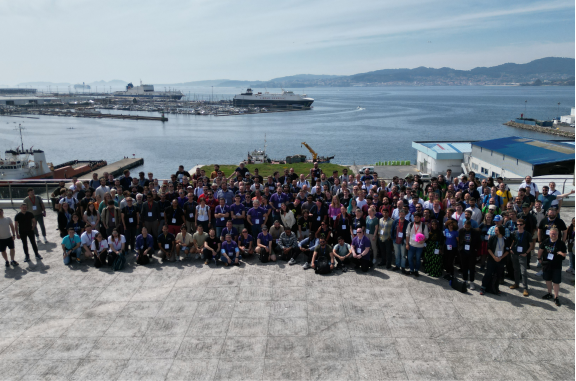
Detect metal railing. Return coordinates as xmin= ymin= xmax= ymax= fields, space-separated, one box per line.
xmin=0 ymin=179 xmax=63 ymax=204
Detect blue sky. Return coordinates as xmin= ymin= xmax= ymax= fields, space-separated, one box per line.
xmin=0 ymin=0 xmax=573 ymax=84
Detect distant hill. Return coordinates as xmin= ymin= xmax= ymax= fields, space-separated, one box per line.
xmin=17 ymin=81 xmax=72 ymax=87
xmin=89 ymin=79 xmax=127 ymax=87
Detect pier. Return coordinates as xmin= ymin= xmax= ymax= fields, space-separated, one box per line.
xmin=503 ymin=121 xmax=575 ymax=138
xmin=78 ymin=157 xmax=144 ymax=180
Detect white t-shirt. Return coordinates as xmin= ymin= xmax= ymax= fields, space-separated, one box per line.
xmin=0 ymin=217 xmax=13 ymax=239
xmin=107 ymin=235 xmax=126 ymax=251
xmin=550 ymin=190 xmax=561 ymax=206
xmin=519 ymin=182 xmax=538 ymax=197
xmin=91 ymin=239 xmax=109 ymax=251
xmin=196 ymin=205 xmax=210 ymax=221
xmin=81 ymin=230 xmax=99 ymax=247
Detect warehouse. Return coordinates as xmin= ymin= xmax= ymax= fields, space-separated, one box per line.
xmin=468 ymin=136 xmax=574 ymax=179
xmin=411 ymin=141 xmax=472 ymax=176
xmin=0 ymin=96 xmax=60 ymax=106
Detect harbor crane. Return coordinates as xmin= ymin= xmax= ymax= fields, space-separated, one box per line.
xmin=301 ymin=142 xmax=335 ymax=163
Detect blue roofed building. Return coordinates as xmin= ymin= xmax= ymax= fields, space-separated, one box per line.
xmin=469 ymin=136 xmax=574 ymax=179
xmin=411 ymin=141 xmax=473 ymax=176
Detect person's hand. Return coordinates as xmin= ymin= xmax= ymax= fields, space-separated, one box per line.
xmin=311 ymin=262 xmax=315 ymax=268
xmin=330 ymin=265 xmax=334 ymax=270
xmin=42 ymin=211 xmax=46 ymax=217
xmin=16 ymin=234 xmax=20 ymax=239
xmin=495 ymin=257 xmax=501 ymax=262
xmin=520 ymin=253 xmax=527 ymax=257
xmin=405 ymin=244 xmax=409 ymax=251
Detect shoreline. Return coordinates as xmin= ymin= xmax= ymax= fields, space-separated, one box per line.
xmin=503 ymin=121 xmax=575 ymax=138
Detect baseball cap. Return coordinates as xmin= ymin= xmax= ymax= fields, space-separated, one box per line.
xmin=521 ymin=202 xmax=530 ymax=208
xmin=493 ymin=215 xmax=502 ymax=222
xmin=488 ymin=205 xmax=496 ymax=210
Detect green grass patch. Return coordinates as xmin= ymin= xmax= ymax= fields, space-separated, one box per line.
xmin=201 ymin=163 xmax=353 ymax=178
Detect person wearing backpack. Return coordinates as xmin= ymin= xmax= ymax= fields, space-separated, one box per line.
xmin=135 ymin=226 xmax=154 ymax=265
xmin=311 ymin=237 xmax=334 ymax=274
xmin=405 ymin=212 xmax=429 ymax=277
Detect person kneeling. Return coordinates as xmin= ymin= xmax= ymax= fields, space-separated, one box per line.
xmin=203 ymin=228 xmax=221 ymax=265
xmin=256 ymin=226 xmax=275 ymax=262
xmin=62 ymin=227 xmax=82 ymax=265
xmin=221 ymin=233 xmax=241 ymax=266
xmin=332 ymin=236 xmax=353 ymax=272
xmin=311 ymin=237 xmax=334 ymax=274
xmin=135 ymin=227 xmax=154 ymax=265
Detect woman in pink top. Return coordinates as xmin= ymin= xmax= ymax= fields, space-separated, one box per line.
xmin=328 ymin=196 xmax=342 ymax=221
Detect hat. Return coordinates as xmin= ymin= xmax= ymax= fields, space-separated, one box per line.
xmin=405 ymin=174 xmax=413 ymax=179
xmin=261 ymin=226 xmax=268 ymax=230
xmin=493 ymin=215 xmax=502 ymax=222
xmin=465 ymin=208 xmax=473 ymax=213
xmin=488 ymin=205 xmax=496 ymax=210
xmin=187 ymin=186 xmax=193 ymax=189
xmin=550 ymin=206 xmax=558 ymax=211
xmin=521 ymin=202 xmax=530 ymax=208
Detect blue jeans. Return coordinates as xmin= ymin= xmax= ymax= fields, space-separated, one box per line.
xmin=393 ymin=242 xmax=406 ymax=268
xmin=216 ymin=227 xmax=224 ymax=238
xmin=251 ymin=225 xmax=262 ymax=242
xmin=63 ymin=248 xmax=81 ymax=265
xmin=569 ymin=251 xmax=575 ymax=270
xmin=221 ymin=254 xmax=242 ymax=264
xmin=407 ymin=245 xmax=424 ymax=272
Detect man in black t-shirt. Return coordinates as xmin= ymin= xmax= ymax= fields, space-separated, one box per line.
xmin=14 ymin=204 xmax=41 ymax=261
xmin=538 ymin=228 xmax=567 ymax=306
xmin=157 ymin=225 xmax=175 ymax=261
xmin=537 ymin=207 xmax=567 ymax=243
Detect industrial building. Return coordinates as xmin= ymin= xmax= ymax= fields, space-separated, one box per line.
xmin=411 ymin=141 xmax=472 ymax=176
xmin=0 ymin=96 xmax=60 ymax=106
xmin=0 ymin=88 xmax=37 ymax=95
xmin=560 ymin=107 xmax=575 ymax=125
xmin=468 ymin=136 xmax=574 ymax=178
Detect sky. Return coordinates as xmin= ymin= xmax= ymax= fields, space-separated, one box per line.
xmin=0 ymin=0 xmax=574 ymax=85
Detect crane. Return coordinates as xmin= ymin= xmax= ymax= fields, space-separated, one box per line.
xmin=301 ymin=142 xmax=318 ymax=162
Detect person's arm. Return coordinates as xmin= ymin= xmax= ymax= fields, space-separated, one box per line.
xmin=14 ymin=221 xmax=20 ymax=239
xmin=9 ymin=222 xmax=15 ymax=239
xmin=310 ymin=251 xmax=318 ymax=267
xmin=556 ymin=189 xmax=575 ymax=200
xmin=32 ymin=217 xmax=37 ymax=233
xmin=121 ymin=212 xmax=127 ymax=231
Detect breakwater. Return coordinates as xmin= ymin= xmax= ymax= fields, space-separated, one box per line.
xmin=503 ymin=121 xmax=575 ymax=138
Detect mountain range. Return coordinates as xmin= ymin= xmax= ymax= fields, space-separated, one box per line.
xmin=15 ymin=57 xmax=575 ymax=88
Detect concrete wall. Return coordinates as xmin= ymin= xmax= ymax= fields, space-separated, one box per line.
xmin=469 ymin=145 xmax=531 ymax=179
xmin=416 ymin=151 xmax=463 ymax=176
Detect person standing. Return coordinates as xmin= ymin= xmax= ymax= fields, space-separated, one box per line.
xmin=14 ymin=204 xmax=42 ymax=262
xmin=405 ymin=212 xmax=429 ymax=276
xmin=480 ymin=226 xmax=509 ymax=295
xmin=121 ymin=197 xmax=139 ymax=253
xmin=509 ymin=219 xmax=533 ymax=296
xmin=23 ymin=188 xmax=47 ymax=243
xmin=458 ymin=220 xmax=480 ymax=290
xmin=538 ymin=228 xmax=567 ymax=306
xmin=423 ymin=219 xmax=444 ymax=277
xmin=351 ymin=228 xmax=372 ymax=272
xmin=0 ymin=209 xmax=17 ymax=267
xmin=376 ymin=209 xmax=394 ymax=268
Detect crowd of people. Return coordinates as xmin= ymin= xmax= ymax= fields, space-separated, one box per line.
xmin=0 ymin=164 xmax=574 ymax=305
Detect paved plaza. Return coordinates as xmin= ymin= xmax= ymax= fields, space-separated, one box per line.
xmin=0 ymin=208 xmax=574 ymax=381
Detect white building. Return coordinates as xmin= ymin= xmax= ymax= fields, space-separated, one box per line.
xmin=560 ymin=107 xmax=575 ymax=124
xmin=411 ymin=141 xmax=472 ymax=176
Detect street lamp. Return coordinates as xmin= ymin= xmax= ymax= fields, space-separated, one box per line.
xmin=558 ymin=102 xmax=561 ymax=118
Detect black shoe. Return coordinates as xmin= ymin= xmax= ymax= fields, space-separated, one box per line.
xmin=342 ymin=266 xmax=348 ymax=273
xmin=554 ymin=297 xmax=561 ymax=306
xmin=392 ymin=266 xmax=400 ymax=272
xmin=401 ymin=268 xmax=409 ymax=275
xmin=5 ymin=261 xmax=9 ymax=268
xmin=35 ymin=254 xmax=43 ymax=260
xmin=378 ymin=262 xmax=386 ymax=267
xmin=23 ymin=256 xmax=30 ymax=263
xmin=542 ymin=293 xmax=553 ymax=300
xmin=10 ymin=260 xmax=19 ymax=266
xmin=413 ymin=271 xmax=420 ymax=277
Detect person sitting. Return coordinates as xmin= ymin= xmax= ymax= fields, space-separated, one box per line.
xmin=310 ymin=236 xmax=334 ymax=273
xmin=61 ymin=227 xmax=81 ymax=265
xmin=203 ymin=228 xmax=221 ymax=265
xmin=238 ymin=229 xmax=254 ymax=256
xmin=256 ymin=225 xmax=275 ymax=262
xmin=91 ymin=232 xmax=109 ymax=266
xmin=297 ymin=236 xmax=320 ymax=269
xmin=332 ymin=236 xmax=353 ymax=272
xmin=175 ymin=224 xmax=194 ymax=260
xmin=107 ymin=228 xmax=126 ymax=264
xmin=276 ymin=226 xmax=298 ymax=263
xmin=221 ymin=233 xmax=241 ymax=266
xmin=157 ymin=224 xmax=176 ymax=262
xmin=80 ymin=224 xmax=98 ymax=260
xmin=135 ymin=226 xmax=154 ymax=265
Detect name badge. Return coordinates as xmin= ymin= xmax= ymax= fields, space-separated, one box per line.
xmin=32 ymin=206 xmax=37 ymax=210
xmin=342 ymin=225 xmax=347 ymax=230
xmin=148 ymin=212 xmax=152 ymax=217
xmin=172 ymin=218 xmax=177 ymax=224
xmin=353 ymin=231 xmax=357 ymax=235
xmin=485 ymin=235 xmax=489 ymax=240
xmin=277 ymin=203 xmax=281 ymax=208
xmin=160 ymin=212 xmax=165 ymax=217
xmin=111 ymin=218 xmax=115 ymax=222
xmin=165 ymin=244 xmax=170 ymax=249
xmin=366 ymin=229 xmax=370 ymax=234
xmin=464 ymin=245 xmax=470 ymax=251
xmin=546 ymin=230 xmax=550 ymax=235
xmin=220 ymin=217 xmax=225 ymax=221
xmin=317 ymin=216 xmax=321 ymax=221
xmin=332 ymin=215 xmax=336 ymax=220
xmin=254 ymin=219 xmax=259 ymax=224
xmin=356 ymin=247 xmax=362 ymax=253
xmin=379 ymin=229 xmax=384 ymax=235
xmin=447 ymin=245 xmax=452 ymax=250
xmin=189 ymin=213 xmax=194 ymax=218
xmin=517 ymin=246 xmax=523 ymax=252
xmin=497 ymin=251 xmax=503 ymax=257
xmin=398 ymin=233 xmax=403 ymax=238
xmin=443 ymin=231 xmax=446 ymax=236
xmin=547 ymin=253 xmax=554 ymax=260
xmin=236 ymin=213 xmax=241 ymax=216
xmin=129 ymin=218 xmax=134 ymax=223
xmin=434 ymin=249 xmax=440 ymax=254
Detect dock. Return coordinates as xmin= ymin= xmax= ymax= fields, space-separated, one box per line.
xmin=503 ymin=121 xmax=575 ymax=138
xmin=78 ymin=157 xmax=144 ymax=180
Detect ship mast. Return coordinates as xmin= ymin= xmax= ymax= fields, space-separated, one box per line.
xmin=18 ymin=124 xmax=24 ymax=152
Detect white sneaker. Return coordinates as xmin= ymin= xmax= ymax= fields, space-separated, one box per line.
xmin=288 ymin=258 xmax=296 ymax=265
xmin=195 ymin=254 xmax=200 ymax=260
xmin=536 ymin=261 xmax=542 ymax=268
xmin=469 ymin=282 xmax=475 ymax=290
xmin=536 ymin=270 xmax=543 ymax=277
xmin=43 ymin=237 xmax=48 ymax=243
xmin=303 ymin=262 xmax=311 ymax=270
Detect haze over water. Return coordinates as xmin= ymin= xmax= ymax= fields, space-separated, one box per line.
xmin=0 ymin=86 xmax=573 ymax=177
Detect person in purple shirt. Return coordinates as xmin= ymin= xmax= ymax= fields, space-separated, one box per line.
xmin=256 ymin=225 xmax=275 ymax=261
xmin=270 ymin=187 xmax=289 ymax=222
xmin=238 ymin=228 xmax=254 ymax=256
xmin=220 ymin=220 xmax=239 ymax=242
xmin=247 ymin=199 xmax=267 ymax=241
xmin=176 ymin=190 xmax=188 ymax=209
xmin=220 ymin=234 xmax=241 ymax=266
xmin=229 ymin=195 xmax=246 ymax=233
xmin=352 ymin=228 xmax=372 ymax=272
xmin=214 ymin=198 xmax=230 ymax=238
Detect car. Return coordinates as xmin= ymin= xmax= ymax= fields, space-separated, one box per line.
xmin=418 ymin=173 xmax=431 ymax=180
xmin=359 ymin=166 xmax=375 ymax=174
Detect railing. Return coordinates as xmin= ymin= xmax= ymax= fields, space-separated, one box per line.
xmin=0 ymin=179 xmax=64 ymax=204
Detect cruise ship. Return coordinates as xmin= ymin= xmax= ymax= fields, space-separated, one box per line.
xmin=113 ymin=82 xmax=184 ymax=100
xmin=233 ymin=88 xmax=314 ymax=108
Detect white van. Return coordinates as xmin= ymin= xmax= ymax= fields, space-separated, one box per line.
xmin=359 ymin=166 xmax=375 ymax=174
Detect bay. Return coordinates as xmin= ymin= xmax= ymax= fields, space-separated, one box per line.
xmin=0 ymin=86 xmax=573 ymax=177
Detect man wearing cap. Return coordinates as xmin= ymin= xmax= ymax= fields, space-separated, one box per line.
xmin=488 ymin=215 xmax=510 ymax=238
xmin=458 ymin=208 xmax=479 ymax=230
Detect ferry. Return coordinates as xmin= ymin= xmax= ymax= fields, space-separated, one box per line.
xmin=233 ymin=88 xmax=314 ymax=108
xmin=113 ymin=82 xmax=184 ymax=100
